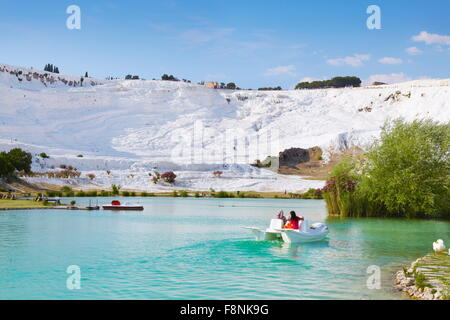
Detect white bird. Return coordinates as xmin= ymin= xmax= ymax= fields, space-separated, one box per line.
xmin=433 ymin=239 xmax=446 ymax=253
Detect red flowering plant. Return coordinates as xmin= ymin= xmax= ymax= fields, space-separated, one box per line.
xmin=322 ymin=174 xmax=357 ymax=194
xmin=161 ymin=171 xmax=177 ymax=183
xmin=213 ymin=171 xmax=223 ymax=178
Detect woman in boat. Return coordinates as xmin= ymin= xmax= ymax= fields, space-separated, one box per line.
xmin=284 ymin=211 xmax=304 ymax=230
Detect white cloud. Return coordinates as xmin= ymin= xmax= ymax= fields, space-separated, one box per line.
xmin=179 ymin=27 xmax=236 ymax=44
xmin=378 ymin=57 xmax=403 ymax=64
xmin=327 ymin=54 xmax=370 ymax=67
xmin=264 ymin=65 xmax=296 ymax=77
xmin=364 ymin=72 xmax=411 ymax=85
xmin=412 ymin=31 xmax=450 ymax=46
xmin=405 ymin=46 xmax=423 ymax=56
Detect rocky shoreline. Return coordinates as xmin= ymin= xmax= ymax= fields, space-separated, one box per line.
xmin=395 ymin=254 xmax=450 ymax=300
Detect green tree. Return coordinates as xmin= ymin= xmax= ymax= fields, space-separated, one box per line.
xmin=0 ymin=153 xmax=14 ymax=178
xmin=6 ymin=148 xmax=32 ymax=173
xmin=226 ymin=82 xmax=236 ymax=90
xmin=359 ymin=119 xmax=450 ymax=218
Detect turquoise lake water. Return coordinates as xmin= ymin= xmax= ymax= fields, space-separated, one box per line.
xmin=1 ymin=197 xmax=449 ymax=300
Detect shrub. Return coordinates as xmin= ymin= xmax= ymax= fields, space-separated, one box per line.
xmin=86 ymin=173 xmax=96 ymax=180
xmin=76 ymin=191 xmax=86 ymax=197
xmin=70 ymin=200 xmax=76 ymax=206
xmin=216 ymin=191 xmax=235 ymax=198
xmin=2 ymin=148 xmax=32 ymax=173
xmin=46 ymin=191 xmax=57 ymax=197
xmin=65 ymin=191 xmax=75 ymax=197
xmin=194 ymin=192 xmax=200 ymax=198
xmin=161 ymin=171 xmax=177 ymax=183
xmin=323 ymin=119 xmax=450 ymax=218
xmin=100 ymin=190 xmax=110 ymax=197
xmin=172 ymin=190 xmax=178 ymax=197
xmin=357 ymin=119 xmax=450 ymax=218
xmin=86 ymin=191 xmax=97 ymax=197
xmin=60 ymin=164 xmax=67 ymax=169
xmin=295 ymin=76 xmax=361 ymax=90
xmin=122 ymin=191 xmax=130 ymax=197
xmin=179 ymin=190 xmax=188 ymax=197
xmin=213 ymin=171 xmax=223 ymax=177
xmin=60 ymin=186 xmax=73 ymax=192
xmin=111 ymin=184 xmax=121 ymax=195
xmin=38 ymin=152 xmax=50 ymax=159
xmin=77 ymin=154 xmax=83 ymax=158
xmin=0 ymin=153 xmax=15 ymax=178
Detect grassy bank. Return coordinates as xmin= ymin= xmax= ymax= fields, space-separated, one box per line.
xmin=39 ymin=188 xmax=324 ymax=200
xmin=396 ymin=254 xmax=450 ymax=300
xmin=0 ymin=199 xmax=57 ymax=210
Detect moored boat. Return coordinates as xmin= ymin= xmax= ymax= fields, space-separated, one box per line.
xmin=102 ymin=200 xmax=144 ymax=211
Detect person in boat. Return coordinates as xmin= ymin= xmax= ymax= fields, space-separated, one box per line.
xmin=284 ymin=211 xmax=304 ymax=230
xmin=276 ymin=210 xmax=287 ymax=225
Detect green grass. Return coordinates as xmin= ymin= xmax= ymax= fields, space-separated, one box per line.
xmin=0 ymin=199 xmax=57 ymax=209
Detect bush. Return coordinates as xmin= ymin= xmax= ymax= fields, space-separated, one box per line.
xmin=0 ymin=153 xmax=15 ymax=178
xmin=295 ymin=76 xmax=361 ymax=90
xmin=60 ymin=186 xmax=73 ymax=192
xmin=111 ymin=184 xmax=121 ymax=195
xmin=65 ymin=191 xmax=75 ymax=197
xmin=161 ymin=171 xmax=177 ymax=183
xmin=226 ymin=82 xmax=236 ymax=90
xmin=86 ymin=173 xmax=96 ymax=180
xmin=122 ymin=191 xmax=130 ymax=197
xmin=7 ymin=148 xmax=32 ymax=172
xmin=179 ymin=190 xmax=188 ymax=197
xmin=76 ymin=191 xmax=86 ymax=197
xmin=358 ymin=119 xmax=450 ymax=218
xmin=172 ymin=190 xmax=178 ymax=197
xmin=39 ymin=152 xmax=50 ymax=159
xmin=194 ymin=192 xmax=200 ymax=198
xmin=213 ymin=171 xmax=223 ymax=177
xmin=323 ymin=119 xmax=450 ymax=218
xmin=216 ymin=191 xmax=235 ymax=198
xmin=70 ymin=200 xmax=76 ymax=206
xmin=0 ymin=148 xmax=32 ymax=175
xmin=100 ymin=190 xmax=110 ymax=197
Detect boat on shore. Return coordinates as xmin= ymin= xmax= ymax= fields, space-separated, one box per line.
xmin=102 ymin=200 xmax=144 ymax=211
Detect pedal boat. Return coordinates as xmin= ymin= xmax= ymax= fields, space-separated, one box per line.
xmin=245 ymin=219 xmax=329 ymax=243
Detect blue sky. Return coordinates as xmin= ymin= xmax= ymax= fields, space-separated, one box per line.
xmin=0 ymin=0 xmax=449 ymax=88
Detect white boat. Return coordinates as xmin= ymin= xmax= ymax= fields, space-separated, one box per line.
xmin=243 ymin=219 xmax=284 ymax=241
xmin=244 ymin=218 xmax=329 ymax=244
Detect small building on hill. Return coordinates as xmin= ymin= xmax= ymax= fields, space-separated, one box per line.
xmin=204 ymin=81 xmax=219 ymax=89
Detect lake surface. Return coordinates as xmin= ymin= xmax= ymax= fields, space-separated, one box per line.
xmin=1 ymin=197 xmax=449 ymax=300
